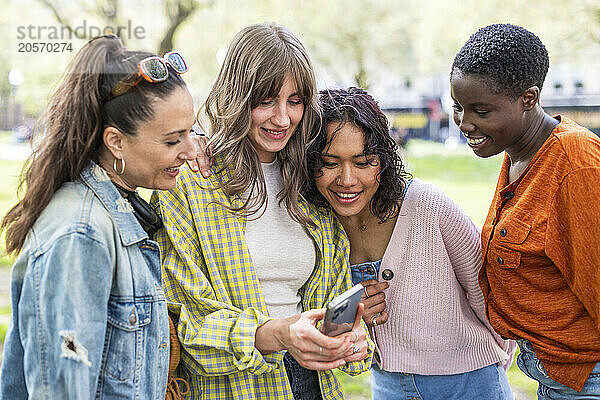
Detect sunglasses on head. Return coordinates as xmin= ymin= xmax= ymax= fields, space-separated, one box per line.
xmin=102 ymin=51 xmax=188 ymax=104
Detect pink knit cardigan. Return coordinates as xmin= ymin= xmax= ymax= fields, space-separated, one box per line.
xmin=373 ymin=179 xmax=514 ymax=374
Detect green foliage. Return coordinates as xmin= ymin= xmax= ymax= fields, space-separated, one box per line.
xmin=7 ymin=0 xmax=600 ymax=116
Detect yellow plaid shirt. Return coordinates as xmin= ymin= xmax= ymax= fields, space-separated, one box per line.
xmin=152 ymin=157 xmax=373 ymax=399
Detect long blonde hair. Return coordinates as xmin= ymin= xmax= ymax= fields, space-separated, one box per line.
xmin=201 ymin=22 xmax=320 ymax=226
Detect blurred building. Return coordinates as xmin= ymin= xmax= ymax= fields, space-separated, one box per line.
xmin=375 ymin=62 xmax=600 ymax=145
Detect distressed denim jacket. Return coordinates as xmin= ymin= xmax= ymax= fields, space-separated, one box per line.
xmin=0 ymin=162 xmax=170 ymax=399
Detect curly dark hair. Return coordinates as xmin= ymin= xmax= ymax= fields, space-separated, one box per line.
xmin=303 ymin=87 xmax=410 ymax=223
xmin=451 ymin=24 xmax=549 ymax=99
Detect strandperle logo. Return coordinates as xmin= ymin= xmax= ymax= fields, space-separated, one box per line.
xmin=16 ymin=20 xmax=146 ymax=40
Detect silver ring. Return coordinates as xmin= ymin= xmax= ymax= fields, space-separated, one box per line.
xmin=372 ymin=315 xmax=378 ymax=327
xmin=363 ymin=286 xmax=369 ymax=298
xmin=352 ymin=345 xmax=360 ymax=354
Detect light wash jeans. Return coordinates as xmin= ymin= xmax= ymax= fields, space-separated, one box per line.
xmin=371 ymin=363 xmax=513 ymax=400
xmin=517 ymin=339 xmax=600 ymax=399
xmin=351 ymin=259 xmax=513 ymax=400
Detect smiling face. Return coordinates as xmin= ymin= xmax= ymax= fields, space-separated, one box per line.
xmin=248 ymin=74 xmax=304 ymax=162
xmin=117 ymin=86 xmax=196 ymax=190
xmin=315 ymin=122 xmax=381 ymax=218
xmin=450 ymin=70 xmax=527 ymax=158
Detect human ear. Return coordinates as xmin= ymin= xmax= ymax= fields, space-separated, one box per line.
xmin=521 ymin=86 xmax=540 ymax=111
xmin=103 ymin=126 xmax=124 ymax=159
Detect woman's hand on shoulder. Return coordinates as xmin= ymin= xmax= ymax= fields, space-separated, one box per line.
xmin=360 ymin=279 xmax=389 ymax=328
xmin=187 ymin=134 xmax=214 ymax=178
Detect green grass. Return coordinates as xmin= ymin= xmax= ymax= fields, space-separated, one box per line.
xmin=508 ymin=348 xmax=538 ymax=399
xmin=0 ymin=324 xmax=7 ymax=345
xmin=403 ymin=139 xmax=504 ymax=228
xmin=0 ymin=139 xmax=538 ymax=398
xmin=0 ymin=157 xmax=23 ymax=268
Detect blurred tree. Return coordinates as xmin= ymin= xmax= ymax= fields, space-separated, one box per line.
xmin=294 ymin=0 xmax=416 ymax=90
xmin=588 ymin=1 xmax=600 ymax=43
xmin=38 ymin=0 xmax=214 ymax=52
xmin=159 ymin=0 xmax=212 ymax=54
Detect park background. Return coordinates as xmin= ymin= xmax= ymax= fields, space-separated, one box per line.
xmin=1 ymin=0 xmax=600 ymax=399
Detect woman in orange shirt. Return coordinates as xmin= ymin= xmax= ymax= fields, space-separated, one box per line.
xmin=451 ymin=23 xmax=600 ymax=398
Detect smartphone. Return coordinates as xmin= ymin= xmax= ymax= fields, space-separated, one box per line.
xmin=321 ymin=284 xmax=364 ymax=337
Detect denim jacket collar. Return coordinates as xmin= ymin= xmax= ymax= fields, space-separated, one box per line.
xmin=79 ymin=161 xmax=148 ymax=246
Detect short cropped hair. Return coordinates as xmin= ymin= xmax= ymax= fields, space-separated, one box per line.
xmin=451 ymin=23 xmax=549 ymax=98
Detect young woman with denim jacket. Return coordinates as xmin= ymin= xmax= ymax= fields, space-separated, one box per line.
xmin=0 ymin=35 xmax=197 ymax=399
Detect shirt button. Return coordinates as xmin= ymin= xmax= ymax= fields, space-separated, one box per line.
xmin=381 ymin=269 xmax=394 ymax=281
xmin=366 ymin=267 xmax=375 ymax=275
xmin=499 ymin=228 xmax=507 ymax=237
xmin=129 ymin=311 xmax=137 ymax=325
xmin=504 ymin=191 xmax=514 ymax=199
xmin=497 ymin=256 xmax=504 ymax=265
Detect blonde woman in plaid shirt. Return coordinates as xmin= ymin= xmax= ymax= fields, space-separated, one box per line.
xmin=153 ymin=23 xmax=373 ymax=399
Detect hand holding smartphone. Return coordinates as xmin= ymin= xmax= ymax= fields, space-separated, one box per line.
xmin=321 ymin=284 xmax=364 ymax=337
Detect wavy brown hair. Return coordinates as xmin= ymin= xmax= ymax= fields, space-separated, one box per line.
xmin=304 ymin=87 xmax=410 ymax=222
xmin=2 ymin=35 xmax=186 ymax=254
xmin=201 ymin=23 xmax=320 ymax=226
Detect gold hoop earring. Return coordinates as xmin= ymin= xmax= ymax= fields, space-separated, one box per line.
xmin=113 ymin=157 xmax=125 ymax=175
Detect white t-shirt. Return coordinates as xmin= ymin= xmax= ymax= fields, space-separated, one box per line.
xmin=244 ymin=158 xmax=316 ymax=319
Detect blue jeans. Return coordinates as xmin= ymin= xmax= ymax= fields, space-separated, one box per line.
xmin=371 ymin=363 xmax=513 ymax=400
xmin=517 ymin=339 xmax=600 ymax=399
xmin=350 ymin=260 xmax=381 ymax=285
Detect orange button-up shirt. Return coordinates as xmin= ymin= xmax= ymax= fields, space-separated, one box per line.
xmin=480 ymin=116 xmax=600 ymax=391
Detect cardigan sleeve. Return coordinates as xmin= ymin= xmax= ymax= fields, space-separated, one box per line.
xmin=435 ymin=185 xmax=511 ymax=353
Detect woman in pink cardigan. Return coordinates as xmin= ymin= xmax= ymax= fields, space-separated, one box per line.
xmin=303 ymin=87 xmax=515 ymax=400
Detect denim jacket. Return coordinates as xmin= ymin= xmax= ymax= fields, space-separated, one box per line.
xmin=0 ymin=162 xmax=170 ymax=399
